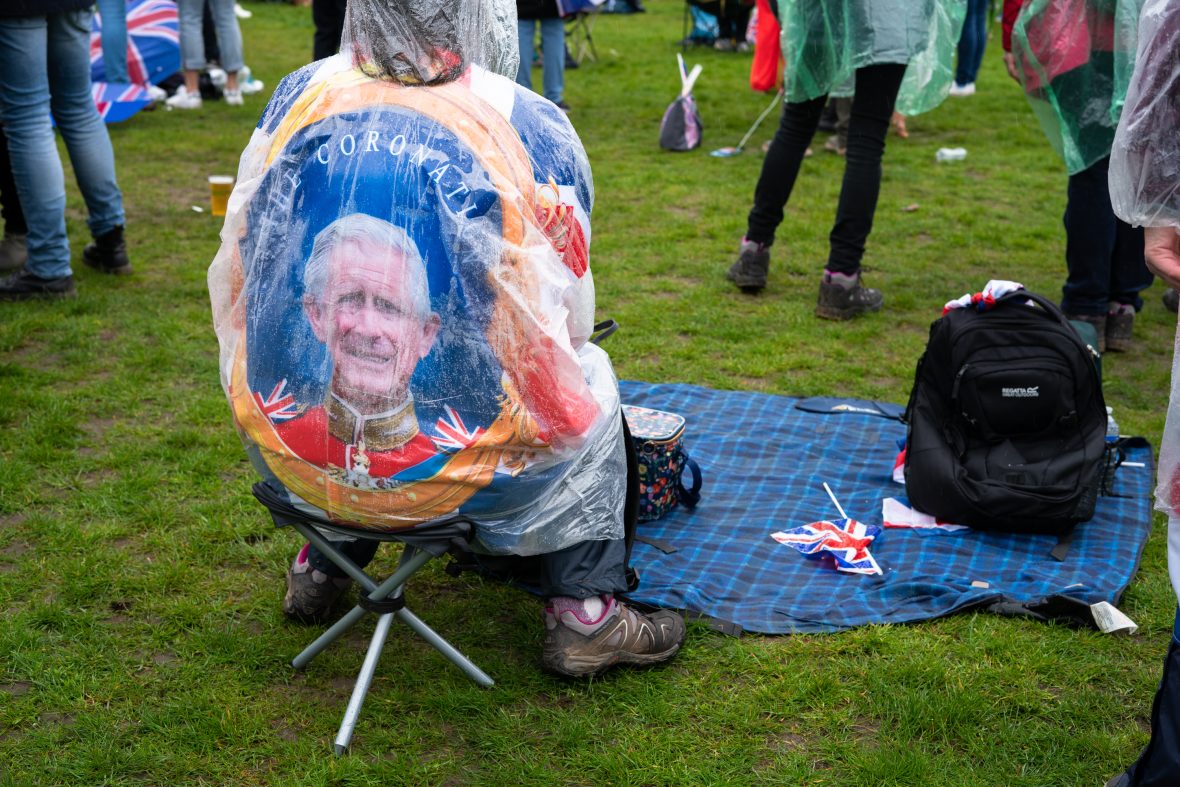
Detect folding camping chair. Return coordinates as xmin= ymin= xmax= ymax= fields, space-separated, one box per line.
xmin=563 ymin=0 xmax=604 ymax=64
xmin=252 ymin=482 xmax=494 ymax=755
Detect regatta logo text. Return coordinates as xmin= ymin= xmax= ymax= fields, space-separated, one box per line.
xmin=1001 ymin=386 xmax=1040 ymax=398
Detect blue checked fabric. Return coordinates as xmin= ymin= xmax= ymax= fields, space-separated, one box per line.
xmin=619 ymin=381 xmax=1155 ymax=634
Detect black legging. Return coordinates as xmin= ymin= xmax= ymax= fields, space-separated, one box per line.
xmin=746 ymin=62 xmax=907 ymax=275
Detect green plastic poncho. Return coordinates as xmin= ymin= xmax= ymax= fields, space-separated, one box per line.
xmin=777 ymin=0 xmax=967 ymax=116
xmin=1012 ymin=0 xmax=1143 ymax=175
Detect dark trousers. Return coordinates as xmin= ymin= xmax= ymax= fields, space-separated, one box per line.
xmin=307 ymin=536 xmax=630 ymax=599
xmin=312 ymin=0 xmax=347 ymax=61
xmin=1122 ymin=608 xmax=1180 ymax=786
xmin=1062 ymin=156 xmax=1152 ymax=315
xmin=746 ymin=63 xmax=907 ymax=274
xmin=0 ymin=124 xmax=27 ymax=236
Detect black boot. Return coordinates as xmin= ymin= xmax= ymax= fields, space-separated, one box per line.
xmin=82 ymin=225 xmax=131 ymax=275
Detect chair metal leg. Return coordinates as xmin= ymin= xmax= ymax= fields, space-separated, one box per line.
xmin=291 ymin=547 xmax=433 ymax=669
xmin=395 ymin=607 xmax=494 ymax=687
xmin=333 ymin=611 xmax=395 ymax=756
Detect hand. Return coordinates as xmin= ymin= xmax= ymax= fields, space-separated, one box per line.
xmin=1004 ymin=52 xmax=1020 ymax=83
xmin=1144 ymin=226 xmax=1180 ymax=290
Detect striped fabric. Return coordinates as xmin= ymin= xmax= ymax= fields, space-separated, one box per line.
xmin=619 ymin=381 xmax=1154 ymax=634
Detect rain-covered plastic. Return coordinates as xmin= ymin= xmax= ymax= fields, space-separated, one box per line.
xmin=1109 ymin=0 xmax=1180 ymax=231
xmin=777 ymin=0 xmax=966 ymax=116
xmin=1011 ymin=0 xmax=1142 ymax=175
xmin=1108 ymin=0 xmax=1180 ymax=536
xmin=207 ymin=0 xmax=627 ymax=556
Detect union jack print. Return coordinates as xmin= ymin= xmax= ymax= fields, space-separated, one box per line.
xmin=90 ymin=82 xmax=153 ymax=124
xmin=431 ymin=406 xmax=486 ymax=451
xmin=772 ymin=518 xmax=883 ymax=575
xmin=90 ymin=0 xmax=180 ymax=86
xmin=255 ymin=380 xmax=301 ymax=422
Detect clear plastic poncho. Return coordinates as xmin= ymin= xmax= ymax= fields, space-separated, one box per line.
xmin=1012 ymin=0 xmax=1143 ymax=175
xmin=207 ymin=0 xmax=626 ymax=556
xmin=1109 ymin=0 xmax=1180 ymax=552
xmin=777 ymin=0 xmax=966 ymax=116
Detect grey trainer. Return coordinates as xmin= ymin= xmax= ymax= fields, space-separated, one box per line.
xmin=1164 ymin=288 xmax=1178 ymax=314
xmin=0 ymin=232 xmax=27 ymax=273
xmin=727 ymin=238 xmax=770 ymax=293
xmin=1067 ymin=312 xmax=1107 ymax=353
xmin=1105 ymin=307 xmax=1134 ymax=353
xmin=542 ymin=597 xmax=686 ymax=678
xmin=282 ymin=545 xmax=352 ymax=623
xmin=815 ymin=273 xmax=883 ymax=320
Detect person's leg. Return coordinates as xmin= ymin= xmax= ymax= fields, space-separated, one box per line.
xmin=178 ymin=0 xmax=207 ymax=75
xmin=745 ymin=96 xmax=827 ymax=245
xmin=539 ymin=537 xmax=685 ymax=678
xmin=827 ymin=62 xmax=907 ymax=274
xmin=0 ymin=15 xmax=73 ymax=287
xmin=202 ymin=0 xmax=221 ymax=66
xmin=0 ymin=124 xmax=27 ymax=237
xmin=1062 ymin=158 xmax=1117 ymax=319
xmin=539 ymin=17 xmax=565 ymax=105
xmin=47 ymin=10 xmax=125 ymax=239
xmin=208 ymin=0 xmax=243 ymax=94
xmin=1114 ymin=607 xmax=1180 ymax=786
xmin=954 ymin=0 xmax=988 ymax=87
xmin=515 ymin=19 xmax=536 ymax=92
xmin=1105 ymin=212 xmax=1151 ymax=352
xmin=312 ymin=0 xmax=346 ymax=60
xmin=95 ymin=0 xmax=129 ymax=84
xmin=727 ymin=94 xmax=825 ymax=292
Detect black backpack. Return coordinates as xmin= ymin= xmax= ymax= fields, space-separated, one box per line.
xmin=903 ymin=290 xmax=1107 ymax=534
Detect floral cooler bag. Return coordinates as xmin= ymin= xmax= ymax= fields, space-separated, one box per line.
xmin=623 ymin=404 xmax=702 ymax=522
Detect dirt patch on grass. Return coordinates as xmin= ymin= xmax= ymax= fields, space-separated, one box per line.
xmin=269 ymin=719 xmax=298 ymax=742
xmin=851 ymin=716 xmax=880 ymax=748
xmin=0 ymin=513 xmax=27 ymax=530
xmin=1 ymin=681 xmax=31 ymax=697
xmin=39 ymin=712 xmax=75 ymax=727
xmin=79 ymin=468 xmax=117 ymax=488
xmin=1 ymin=540 xmax=30 ymax=558
xmin=79 ymin=417 xmax=120 ymax=443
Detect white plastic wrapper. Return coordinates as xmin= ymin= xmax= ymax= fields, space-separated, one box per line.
xmin=1109 ymin=0 xmax=1180 ymax=231
xmin=208 ymin=0 xmax=626 ymax=555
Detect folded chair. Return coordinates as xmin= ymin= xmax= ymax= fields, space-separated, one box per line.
xmin=252 ymin=482 xmax=494 ymax=755
xmin=565 ymin=9 xmax=601 ymax=64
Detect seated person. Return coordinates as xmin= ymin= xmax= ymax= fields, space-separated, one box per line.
xmin=206 ymin=0 xmax=684 ymax=678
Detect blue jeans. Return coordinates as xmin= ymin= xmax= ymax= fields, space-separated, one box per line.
xmin=178 ymin=0 xmax=243 ymax=73
xmin=954 ymin=0 xmax=989 ymax=86
xmin=1119 ymin=608 xmax=1180 ymax=785
xmin=515 ymin=18 xmax=565 ymax=104
xmin=0 ymin=11 xmax=125 ymax=279
xmin=1062 ymin=157 xmax=1152 ymax=315
xmin=96 ymin=0 xmax=129 ymax=84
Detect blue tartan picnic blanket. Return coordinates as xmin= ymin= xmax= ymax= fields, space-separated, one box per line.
xmin=618 ymin=381 xmax=1155 ymax=635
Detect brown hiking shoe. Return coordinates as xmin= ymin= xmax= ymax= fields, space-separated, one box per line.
xmin=282 ymin=543 xmax=352 ymax=623
xmin=726 ymin=238 xmax=770 ymax=293
xmin=1105 ymin=305 xmax=1134 ymax=353
xmin=815 ymin=271 xmax=883 ymax=320
xmin=542 ymin=596 xmax=686 ymax=678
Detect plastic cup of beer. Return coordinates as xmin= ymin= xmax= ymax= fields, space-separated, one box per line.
xmin=209 ymin=176 xmax=234 ymax=216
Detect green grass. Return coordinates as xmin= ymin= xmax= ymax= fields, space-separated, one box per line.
xmin=1 ymin=1 xmax=1175 ymax=783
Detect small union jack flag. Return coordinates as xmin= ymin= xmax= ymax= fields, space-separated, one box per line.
xmin=772 ymin=518 xmax=883 ymax=575
xmin=430 ymin=406 xmax=486 ymax=451
xmin=255 ymin=380 xmax=301 ymax=422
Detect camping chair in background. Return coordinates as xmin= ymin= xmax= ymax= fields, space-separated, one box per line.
xmin=252 ymin=482 xmax=493 ymax=755
xmin=561 ymin=0 xmax=606 ymax=64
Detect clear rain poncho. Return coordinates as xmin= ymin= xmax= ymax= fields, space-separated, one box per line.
xmin=207 ymin=0 xmax=626 ymax=555
xmin=1109 ymin=0 xmax=1180 ymax=545
xmin=1012 ymin=0 xmax=1143 ymax=175
xmin=777 ymin=0 xmax=966 ymax=116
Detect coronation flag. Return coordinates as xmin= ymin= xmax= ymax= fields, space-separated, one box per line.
xmin=90 ymin=0 xmax=180 ymax=86
xmin=772 ymin=519 xmax=883 ymax=575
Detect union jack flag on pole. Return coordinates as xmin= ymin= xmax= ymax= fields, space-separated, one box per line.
xmin=772 ymin=519 xmax=884 ymax=575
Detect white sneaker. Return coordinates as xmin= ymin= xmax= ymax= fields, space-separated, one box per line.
xmin=224 ymin=88 xmax=243 ymax=106
xmin=207 ymin=67 xmax=227 ymax=88
xmin=238 ymin=66 xmax=264 ymax=95
xmin=165 ymin=86 xmax=202 ymax=110
xmin=234 ymin=3 xmax=252 ymax=18
xmin=949 ymin=82 xmax=976 ymax=97
xmin=144 ymin=84 xmax=167 ymax=102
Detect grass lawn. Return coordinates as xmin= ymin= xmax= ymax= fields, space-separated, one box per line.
xmin=1 ymin=1 xmax=1176 ymax=783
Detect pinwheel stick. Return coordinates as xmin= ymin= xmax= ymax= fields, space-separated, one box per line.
xmin=823 ymin=482 xmax=849 ymax=520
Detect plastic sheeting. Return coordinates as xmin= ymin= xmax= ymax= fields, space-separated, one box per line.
xmin=1011 ymin=0 xmax=1142 ymax=175
xmin=208 ymin=0 xmax=626 ymax=555
xmin=1109 ymin=0 xmax=1180 ymax=539
xmin=776 ymin=0 xmax=965 ymax=116
xmin=1109 ymin=0 xmax=1180 ymax=231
